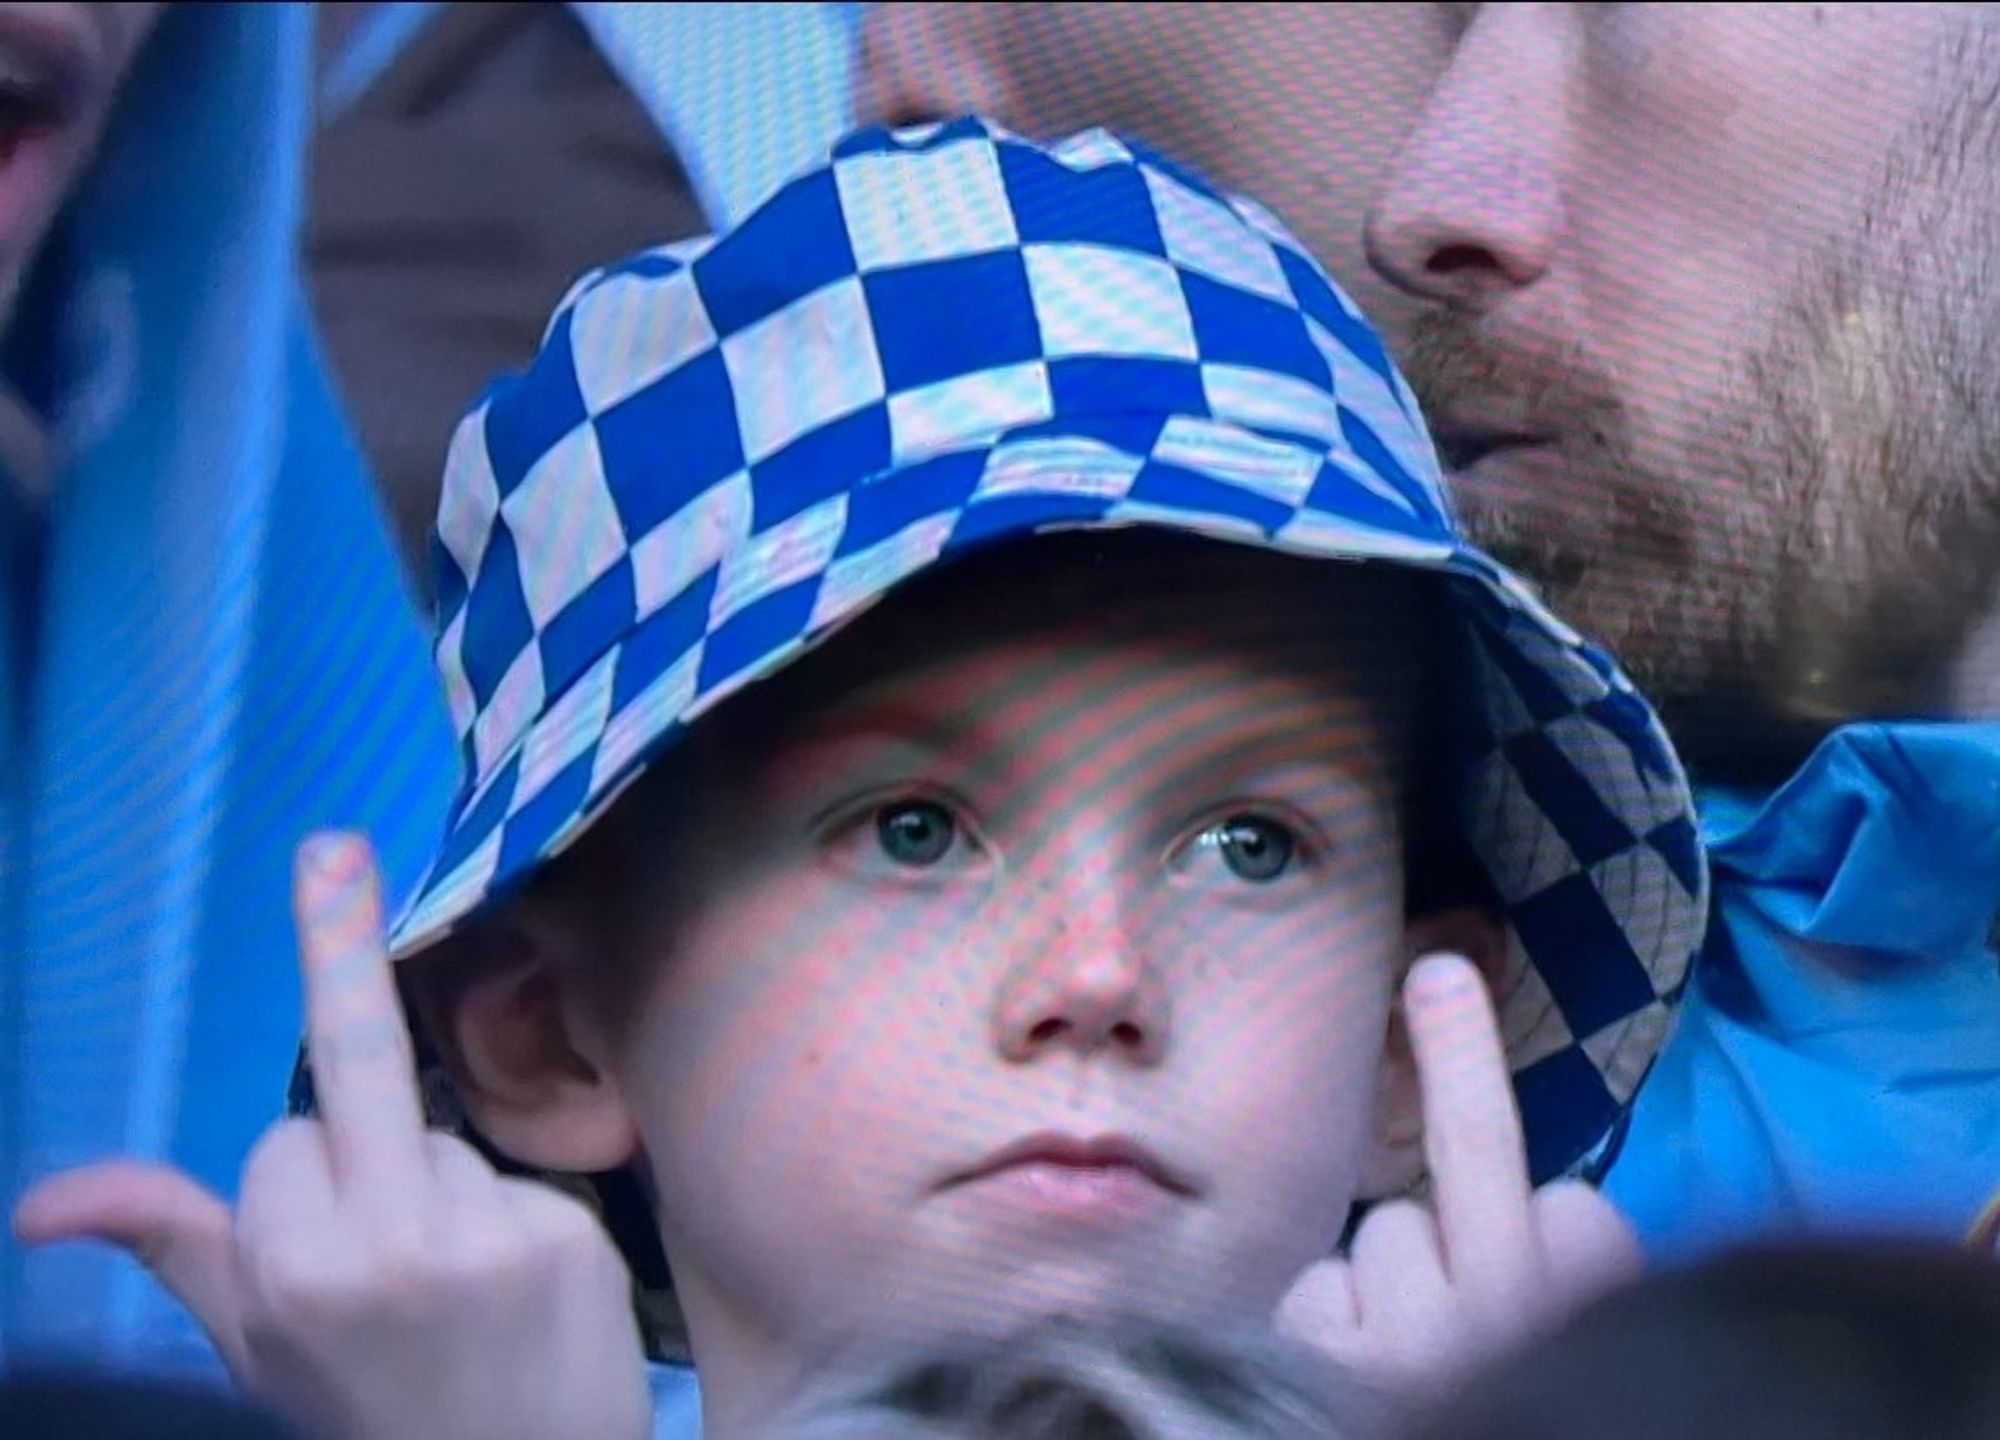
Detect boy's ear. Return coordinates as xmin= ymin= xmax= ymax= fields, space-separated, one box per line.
xmin=408 ymin=906 xmax=641 ymax=1174
xmin=1358 ymin=907 xmax=1509 ymax=1199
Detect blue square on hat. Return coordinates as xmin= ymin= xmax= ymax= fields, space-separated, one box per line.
xmin=611 ymin=566 xmax=718 ymax=714
xmin=1646 ymin=815 xmax=1704 ymax=901
xmin=698 ymin=577 xmax=821 ymax=695
xmin=1302 ymin=462 xmax=1433 ymax=537
xmin=949 ymin=492 xmax=1114 ymax=552
xmin=865 ymin=251 xmax=1041 ymax=394
xmin=753 ymin=402 xmax=893 ymax=531
xmin=1339 ymin=407 xmax=1446 ymax=530
xmin=538 ymin=557 xmax=638 ymax=701
xmin=998 ymin=144 xmax=1166 ymax=252
xmin=1180 ymin=272 xmax=1329 ymax=387
xmin=438 ymin=751 xmax=522 ymax=880
xmin=1512 ymin=871 xmax=1659 ymax=1039
xmin=1124 ymin=460 xmax=1292 ymax=537
xmin=837 ymin=449 xmax=985 ymax=557
xmin=695 ymin=167 xmax=859 ymax=338
xmin=595 ymin=350 xmax=747 ymax=539
xmin=497 ymin=750 xmax=596 ymax=880
xmin=482 ymin=311 xmax=590 ymax=497
xmin=459 ymin=522 xmax=537 ymax=708
xmin=1512 ymin=1045 xmax=1619 ymax=1183
xmin=1048 ymin=356 xmax=1206 ymax=422
xmin=1472 ymin=621 xmax=1581 ymax=728
xmin=1504 ymin=730 xmax=1637 ymax=871
xmin=1277 ymin=247 xmax=1400 ymax=392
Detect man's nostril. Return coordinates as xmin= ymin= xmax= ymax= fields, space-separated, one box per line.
xmin=1027 ymin=1017 xmax=1064 ymax=1046
xmin=1427 ymin=243 xmax=1499 ymax=276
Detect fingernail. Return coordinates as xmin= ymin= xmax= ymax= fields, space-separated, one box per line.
xmin=301 ymin=833 xmax=360 ymax=883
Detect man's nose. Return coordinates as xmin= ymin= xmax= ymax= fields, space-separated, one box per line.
xmin=990 ymin=868 xmax=1168 ymax=1066
xmin=1365 ymin=7 xmax=1571 ymax=309
xmin=855 ymin=2 xmax=1010 ymax=129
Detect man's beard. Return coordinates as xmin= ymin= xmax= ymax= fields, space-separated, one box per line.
xmin=1400 ymin=65 xmax=2000 ymax=784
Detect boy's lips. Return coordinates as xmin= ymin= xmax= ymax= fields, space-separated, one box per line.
xmin=944 ymin=1131 xmax=1198 ymax=1213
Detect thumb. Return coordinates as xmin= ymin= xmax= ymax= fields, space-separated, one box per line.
xmin=15 ymin=1161 xmax=248 ymax=1371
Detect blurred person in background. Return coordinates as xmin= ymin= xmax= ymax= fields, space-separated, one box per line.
xmin=1399 ymin=1241 xmax=2000 ymax=1440
xmin=860 ymin=1 xmax=2000 ymax=1258
xmin=857 ymin=3 xmax=1446 ymax=357
xmin=0 ymin=0 xmax=456 ymax=1374
xmin=1365 ymin=0 xmax=2000 ymax=1257
xmin=309 ymin=1 xmax=858 ymax=598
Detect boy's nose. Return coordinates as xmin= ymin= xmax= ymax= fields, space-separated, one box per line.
xmin=991 ymin=882 xmax=1169 ymax=1066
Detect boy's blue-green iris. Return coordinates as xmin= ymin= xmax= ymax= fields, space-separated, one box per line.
xmin=1209 ymin=817 xmax=1296 ymax=884
xmin=875 ymin=800 xmax=959 ymax=869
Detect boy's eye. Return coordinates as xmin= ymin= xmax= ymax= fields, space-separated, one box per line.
xmin=1196 ymin=815 xmax=1297 ymax=884
xmin=875 ymin=800 xmax=959 ymax=868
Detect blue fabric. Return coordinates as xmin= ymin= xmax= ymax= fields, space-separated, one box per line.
xmin=0 ymin=3 xmax=456 ymax=1369
xmin=1608 ymin=720 xmax=2000 ymax=1258
xmin=570 ymin=2 xmax=861 ymax=228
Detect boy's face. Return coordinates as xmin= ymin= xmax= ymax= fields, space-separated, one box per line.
xmin=460 ymin=540 xmax=1443 ymax=1394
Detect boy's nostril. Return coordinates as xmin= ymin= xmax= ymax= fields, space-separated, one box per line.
xmin=1111 ymin=1022 xmax=1143 ymax=1048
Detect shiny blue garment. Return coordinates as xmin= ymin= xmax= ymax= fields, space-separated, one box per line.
xmin=0 ymin=4 xmax=455 ymax=1370
xmin=1609 ymin=720 xmax=2000 ymax=1258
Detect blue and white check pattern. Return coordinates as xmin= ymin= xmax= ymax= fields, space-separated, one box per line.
xmin=387 ymin=117 xmax=1706 ymax=1187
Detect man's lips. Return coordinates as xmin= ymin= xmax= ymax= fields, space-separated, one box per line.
xmin=946 ymin=1132 xmax=1197 ymax=1197
xmin=1431 ymin=424 xmax=1553 ymax=474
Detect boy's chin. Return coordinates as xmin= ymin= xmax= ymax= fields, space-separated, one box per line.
xmin=854 ymin=1248 xmax=1274 ymax=1349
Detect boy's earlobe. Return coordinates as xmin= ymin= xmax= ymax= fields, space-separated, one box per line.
xmin=1358 ymin=907 xmax=1511 ymax=1199
xmin=411 ymin=914 xmax=641 ymax=1174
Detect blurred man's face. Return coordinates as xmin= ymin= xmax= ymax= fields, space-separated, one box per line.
xmin=857 ymin=3 xmax=1449 ymax=356
xmin=1367 ymin=4 xmax=2000 ymax=774
xmin=0 ymin=3 xmax=163 ymax=328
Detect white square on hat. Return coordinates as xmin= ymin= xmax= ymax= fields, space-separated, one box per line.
xmin=885 ymin=360 xmax=1053 ymax=464
xmin=500 ymin=423 xmax=630 ymax=630
xmin=1144 ymin=167 xmax=1290 ymax=303
xmin=722 ymin=276 xmax=887 ymax=464
xmin=1023 ymin=244 xmax=1198 ymax=361
xmin=471 ymin=642 xmax=547 ymax=781
xmin=629 ymin=470 xmax=755 ymax=620
xmin=836 ymin=136 xmax=1021 ymax=272
xmin=711 ymin=492 xmax=850 ymax=628
xmin=589 ymin=641 xmax=705 ymax=794
xmin=437 ymin=415 xmax=502 ymax=589
xmin=569 ymin=268 xmax=721 ymax=417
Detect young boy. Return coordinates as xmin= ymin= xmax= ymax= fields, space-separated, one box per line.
xmin=18 ymin=120 xmax=1705 ymax=1438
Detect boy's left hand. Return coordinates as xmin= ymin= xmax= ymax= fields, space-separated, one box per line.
xmin=1274 ymin=953 xmax=1641 ymax=1385
xmin=13 ymin=834 xmax=653 ymax=1440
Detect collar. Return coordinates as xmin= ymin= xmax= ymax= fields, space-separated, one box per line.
xmin=1699 ymin=720 xmax=2000 ymax=959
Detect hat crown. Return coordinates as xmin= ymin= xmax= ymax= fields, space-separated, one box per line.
xmin=427 ymin=119 xmax=1451 ymax=766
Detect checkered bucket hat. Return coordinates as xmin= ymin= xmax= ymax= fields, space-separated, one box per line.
xmin=303 ymin=118 xmax=1704 ymax=1214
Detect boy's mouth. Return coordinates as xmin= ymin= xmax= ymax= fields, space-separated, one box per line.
xmin=944 ymin=1132 xmax=1197 ymax=1217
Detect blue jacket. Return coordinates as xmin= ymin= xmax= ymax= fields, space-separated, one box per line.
xmin=1610 ymin=720 xmax=2000 ymax=1257
xmin=0 ymin=4 xmax=456 ymax=1370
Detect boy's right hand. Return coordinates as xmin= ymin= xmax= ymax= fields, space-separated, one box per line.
xmin=13 ymin=834 xmax=653 ymax=1440
xmin=1275 ymin=953 xmax=1642 ymax=1386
